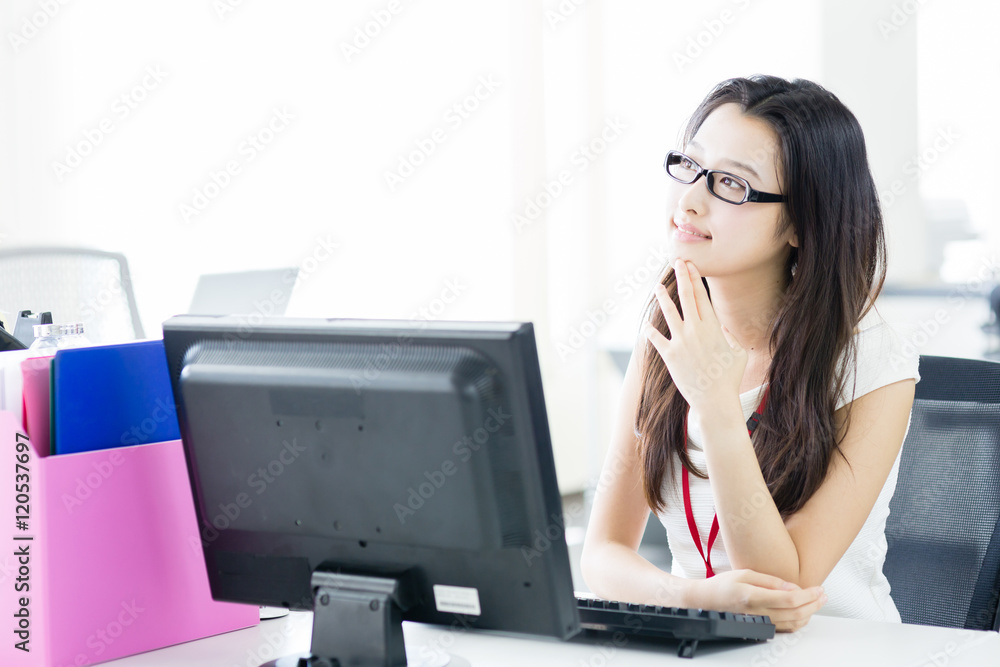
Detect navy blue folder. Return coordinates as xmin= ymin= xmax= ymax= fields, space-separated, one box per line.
xmin=52 ymin=339 xmax=180 ymax=455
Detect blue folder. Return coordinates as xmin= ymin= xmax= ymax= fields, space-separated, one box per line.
xmin=52 ymin=339 xmax=181 ymax=455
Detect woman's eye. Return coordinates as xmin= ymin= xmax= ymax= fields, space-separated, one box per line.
xmin=720 ymin=176 xmax=743 ymax=191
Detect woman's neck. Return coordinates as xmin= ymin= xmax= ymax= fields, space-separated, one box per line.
xmin=703 ymin=265 xmax=789 ymax=357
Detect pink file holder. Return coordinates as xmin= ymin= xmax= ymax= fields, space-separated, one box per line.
xmin=1 ymin=356 xmax=259 ymax=667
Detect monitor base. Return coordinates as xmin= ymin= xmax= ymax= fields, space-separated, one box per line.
xmin=260 ymin=606 xmax=291 ymax=620
xmin=265 ymin=653 xmax=451 ymax=667
xmin=262 ymin=569 xmax=456 ymax=667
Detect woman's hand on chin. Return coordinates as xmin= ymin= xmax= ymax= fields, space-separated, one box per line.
xmin=644 ymin=259 xmax=747 ymax=414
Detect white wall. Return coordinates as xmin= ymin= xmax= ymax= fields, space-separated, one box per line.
xmin=820 ymin=0 xmax=925 ymax=284
xmin=917 ymin=2 xmax=1000 ymax=281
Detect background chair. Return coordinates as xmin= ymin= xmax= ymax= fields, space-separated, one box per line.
xmin=0 ymin=246 xmax=145 ymax=345
xmin=884 ymin=355 xmax=1000 ymax=631
xmin=983 ymin=284 xmax=1000 ymax=358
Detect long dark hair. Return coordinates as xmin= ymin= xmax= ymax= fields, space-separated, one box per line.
xmin=636 ymin=75 xmax=885 ymax=516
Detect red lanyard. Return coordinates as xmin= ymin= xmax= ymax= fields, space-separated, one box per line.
xmin=682 ymin=387 xmax=769 ymax=578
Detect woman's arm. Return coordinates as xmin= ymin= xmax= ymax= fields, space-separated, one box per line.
xmin=580 ymin=336 xmax=691 ymax=606
xmin=581 ymin=335 xmax=827 ymax=630
xmin=697 ymin=378 xmax=916 ymax=587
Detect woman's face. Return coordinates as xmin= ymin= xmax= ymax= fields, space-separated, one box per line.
xmin=666 ymin=103 xmax=797 ymax=278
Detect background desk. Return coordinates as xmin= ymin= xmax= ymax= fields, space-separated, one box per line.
xmin=102 ymin=610 xmax=1000 ymax=666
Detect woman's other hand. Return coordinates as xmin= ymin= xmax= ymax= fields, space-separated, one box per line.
xmin=695 ymin=569 xmax=827 ymax=633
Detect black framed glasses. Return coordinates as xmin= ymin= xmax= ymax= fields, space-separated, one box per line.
xmin=663 ymin=150 xmax=786 ymax=205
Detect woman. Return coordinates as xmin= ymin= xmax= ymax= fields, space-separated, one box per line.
xmin=580 ymin=75 xmax=919 ymax=632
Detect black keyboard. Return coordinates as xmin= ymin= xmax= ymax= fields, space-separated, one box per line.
xmin=573 ymin=596 xmax=775 ymax=658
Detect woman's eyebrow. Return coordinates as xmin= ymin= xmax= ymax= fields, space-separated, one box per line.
xmin=687 ymin=140 xmax=761 ymax=180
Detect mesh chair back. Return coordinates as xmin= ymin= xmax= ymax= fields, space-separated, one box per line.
xmin=0 ymin=247 xmax=144 ymax=345
xmin=884 ymin=355 xmax=1000 ymax=631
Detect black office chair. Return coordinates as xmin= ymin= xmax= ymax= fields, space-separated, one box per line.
xmin=983 ymin=284 xmax=1000 ymax=357
xmin=884 ymin=355 xmax=1000 ymax=631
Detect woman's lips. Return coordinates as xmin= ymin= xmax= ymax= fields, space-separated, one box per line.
xmin=673 ymin=220 xmax=711 ymax=241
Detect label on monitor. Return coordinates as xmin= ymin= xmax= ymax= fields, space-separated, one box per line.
xmin=432 ymin=584 xmax=482 ymax=616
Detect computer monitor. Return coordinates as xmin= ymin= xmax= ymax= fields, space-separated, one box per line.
xmin=162 ymin=315 xmax=580 ymax=666
xmin=187 ymin=268 xmax=298 ymax=317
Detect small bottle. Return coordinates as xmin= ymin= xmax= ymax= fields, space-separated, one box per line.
xmin=28 ymin=323 xmax=62 ymax=356
xmin=58 ymin=323 xmax=91 ymax=348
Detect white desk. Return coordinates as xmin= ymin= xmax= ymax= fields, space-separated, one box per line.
xmin=102 ymin=610 xmax=999 ymax=667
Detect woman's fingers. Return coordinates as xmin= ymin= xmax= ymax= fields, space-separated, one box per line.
xmin=744 ymin=584 xmax=826 ymax=633
xmin=652 ymin=282 xmax=683 ymax=339
xmin=764 ymin=587 xmax=824 ymax=610
xmin=643 ymin=321 xmax=669 ymax=359
xmin=774 ymin=616 xmax=811 ymax=633
xmin=759 ymin=588 xmax=826 ymax=613
xmin=673 ymin=259 xmax=699 ymax=323
xmin=685 ymin=261 xmax=716 ymax=325
xmin=766 ymin=593 xmax=828 ymax=632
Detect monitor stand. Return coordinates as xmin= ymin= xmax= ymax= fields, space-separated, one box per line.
xmin=264 ymin=570 xmax=450 ymax=667
xmin=260 ymin=606 xmax=290 ymax=620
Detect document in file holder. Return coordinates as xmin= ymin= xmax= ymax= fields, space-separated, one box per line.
xmin=52 ymin=340 xmax=180 ymax=455
xmin=21 ymin=355 xmax=53 ymax=457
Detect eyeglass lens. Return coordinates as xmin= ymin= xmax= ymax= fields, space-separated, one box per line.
xmin=665 ymin=152 xmax=749 ymax=204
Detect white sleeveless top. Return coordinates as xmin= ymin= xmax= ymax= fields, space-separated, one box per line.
xmin=655 ymin=310 xmax=920 ymax=622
